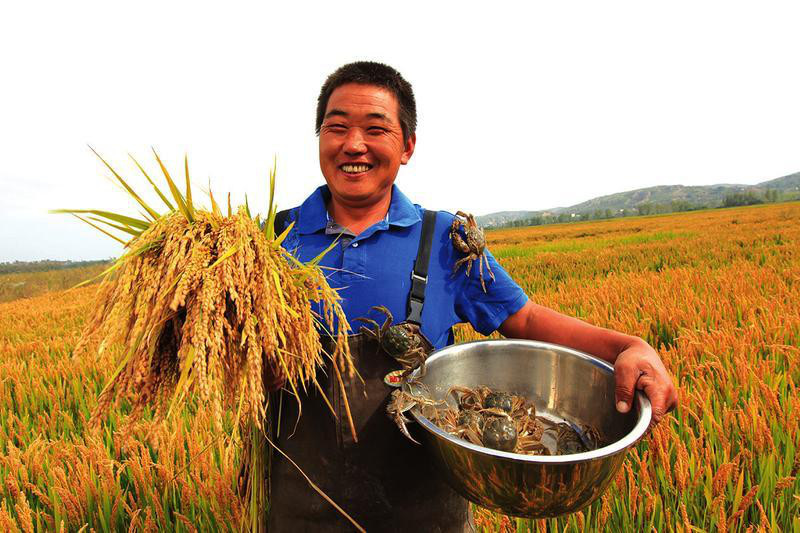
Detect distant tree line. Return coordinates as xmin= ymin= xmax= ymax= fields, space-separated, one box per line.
xmin=0 ymin=259 xmax=110 ymax=275
xmin=722 ymin=189 xmax=785 ymax=207
xmin=489 ymin=188 xmax=798 ymax=230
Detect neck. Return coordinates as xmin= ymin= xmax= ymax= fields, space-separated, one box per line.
xmin=327 ymin=194 xmax=392 ymax=235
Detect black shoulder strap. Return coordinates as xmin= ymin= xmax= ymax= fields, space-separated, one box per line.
xmin=406 ymin=209 xmax=437 ymax=325
xmin=273 ymin=209 xmax=292 ymax=236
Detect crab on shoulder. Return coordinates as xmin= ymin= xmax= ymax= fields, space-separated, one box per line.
xmin=449 ymin=210 xmax=495 ymax=293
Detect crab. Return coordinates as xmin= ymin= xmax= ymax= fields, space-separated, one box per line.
xmin=582 ymin=424 xmax=602 ymax=449
xmin=482 ymin=416 xmax=518 ymax=452
xmin=437 ymin=405 xmax=483 ymax=446
xmin=484 ymin=391 xmax=514 ymax=413
xmin=518 ymin=435 xmax=550 ymax=455
xmin=357 ymin=306 xmax=432 ymax=380
xmin=547 ymin=422 xmax=595 ymax=455
xmin=457 ymin=409 xmax=485 ymax=431
xmin=424 ymin=383 xmax=607 ymax=456
xmin=450 ymin=211 xmax=495 ymax=293
xmin=448 ymin=385 xmax=493 ymax=411
xmin=387 ymin=389 xmax=441 ymax=444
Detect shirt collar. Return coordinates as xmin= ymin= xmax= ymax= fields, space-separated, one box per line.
xmin=296 ymin=184 xmax=421 ymax=235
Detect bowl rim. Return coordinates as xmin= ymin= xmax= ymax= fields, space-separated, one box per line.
xmin=406 ymin=339 xmax=652 ymax=464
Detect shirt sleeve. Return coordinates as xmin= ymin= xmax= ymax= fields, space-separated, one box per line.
xmin=453 ymin=246 xmax=528 ymax=336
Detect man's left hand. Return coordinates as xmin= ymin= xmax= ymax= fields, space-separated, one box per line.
xmin=613 ymin=339 xmax=678 ymax=426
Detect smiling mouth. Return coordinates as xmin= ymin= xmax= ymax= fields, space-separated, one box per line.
xmin=339 ymin=163 xmax=373 ymax=174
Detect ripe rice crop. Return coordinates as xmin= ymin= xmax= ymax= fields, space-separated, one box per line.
xmin=0 ymin=264 xmax=108 ymax=303
xmin=0 ymin=201 xmax=798 ymax=531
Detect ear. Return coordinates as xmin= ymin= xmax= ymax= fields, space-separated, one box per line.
xmin=400 ymin=133 xmax=416 ymax=165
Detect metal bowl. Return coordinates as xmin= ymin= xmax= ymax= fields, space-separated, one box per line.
xmin=404 ymin=339 xmax=651 ymax=518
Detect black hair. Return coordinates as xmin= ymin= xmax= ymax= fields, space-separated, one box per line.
xmin=315 ymin=61 xmax=417 ymax=146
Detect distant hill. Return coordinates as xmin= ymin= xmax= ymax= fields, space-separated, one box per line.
xmin=473 ymin=210 xmax=543 ymax=228
xmin=760 ymin=172 xmax=800 ymax=190
xmin=477 ymin=171 xmax=800 ymax=228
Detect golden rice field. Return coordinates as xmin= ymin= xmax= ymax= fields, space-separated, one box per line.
xmin=1 ymin=202 xmax=798 ymax=532
xmin=0 ymin=264 xmax=107 ymax=304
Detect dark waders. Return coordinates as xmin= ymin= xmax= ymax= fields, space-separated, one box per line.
xmin=268 ymin=210 xmax=471 ymax=532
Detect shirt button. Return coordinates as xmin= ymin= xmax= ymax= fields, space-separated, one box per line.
xmin=352 ymin=242 xmax=359 ymax=247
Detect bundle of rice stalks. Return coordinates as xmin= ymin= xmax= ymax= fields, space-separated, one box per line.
xmin=54 ymin=149 xmax=356 ymax=440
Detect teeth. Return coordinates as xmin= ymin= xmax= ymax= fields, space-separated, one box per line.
xmin=341 ymin=164 xmax=370 ymax=173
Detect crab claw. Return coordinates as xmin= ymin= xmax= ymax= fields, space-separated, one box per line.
xmin=394 ymin=411 xmax=421 ymax=445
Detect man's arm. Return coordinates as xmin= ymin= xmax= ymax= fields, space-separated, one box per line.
xmin=499 ymin=301 xmax=678 ymax=425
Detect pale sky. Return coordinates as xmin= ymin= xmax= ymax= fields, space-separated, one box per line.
xmin=2 ymin=1 xmax=799 ymax=262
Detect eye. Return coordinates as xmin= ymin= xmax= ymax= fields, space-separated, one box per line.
xmin=325 ymin=123 xmax=347 ymax=132
xmin=368 ymin=126 xmax=387 ymax=135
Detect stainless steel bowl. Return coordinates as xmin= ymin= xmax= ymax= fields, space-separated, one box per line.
xmin=404 ymin=339 xmax=650 ymax=518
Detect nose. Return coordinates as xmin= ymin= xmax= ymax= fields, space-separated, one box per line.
xmin=343 ymin=128 xmax=367 ymax=156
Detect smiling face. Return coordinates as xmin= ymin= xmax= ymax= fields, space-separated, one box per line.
xmin=319 ymin=83 xmax=415 ymax=211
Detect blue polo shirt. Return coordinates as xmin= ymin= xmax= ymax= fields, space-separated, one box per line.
xmin=279 ymin=185 xmax=528 ymax=349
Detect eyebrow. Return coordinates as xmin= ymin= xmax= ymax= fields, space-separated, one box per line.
xmin=324 ymin=109 xmax=393 ymax=122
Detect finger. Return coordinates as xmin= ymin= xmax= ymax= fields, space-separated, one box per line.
xmin=665 ymin=387 xmax=679 ymax=413
xmin=639 ymin=376 xmax=669 ymax=425
xmin=648 ymin=393 xmax=667 ymax=426
xmin=614 ymin=362 xmax=640 ymax=414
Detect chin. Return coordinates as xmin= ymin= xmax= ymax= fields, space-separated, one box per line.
xmin=338 ymin=192 xmax=374 ymax=205
xmin=328 ymin=180 xmax=373 ymax=198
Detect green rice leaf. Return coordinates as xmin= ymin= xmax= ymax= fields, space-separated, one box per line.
xmin=152 ymin=148 xmax=193 ymax=223
xmin=89 ymin=146 xmax=161 ymax=221
xmin=184 ymin=154 xmax=196 ymax=220
xmin=208 ymin=180 xmax=221 ymax=216
xmin=272 ymin=270 xmax=295 ymax=317
xmin=127 ymin=238 xmax=163 ymax=257
xmin=71 ymin=235 xmax=163 ymax=290
xmin=50 ymin=209 xmax=150 ymax=230
xmin=70 ymin=259 xmax=124 ymax=289
xmin=167 ymin=345 xmax=198 ymax=420
xmin=129 ymin=153 xmax=175 ymax=211
xmin=208 ymin=244 xmax=240 ymax=269
xmin=86 ymin=216 xmax=141 ymax=237
xmin=72 ymin=215 xmax=128 ymax=245
xmin=273 ymin=221 xmax=295 ymax=247
xmin=265 ymin=157 xmax=277 ymax=240
xmin=309 ymin=234 xmax=341 ymax=266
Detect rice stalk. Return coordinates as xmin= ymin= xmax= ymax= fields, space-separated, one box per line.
xmin=53 ymin=150 xmax=357 ymax=531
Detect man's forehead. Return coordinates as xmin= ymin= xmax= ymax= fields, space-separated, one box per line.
xmin=324 ymin=109 xmax=391 ymax=122
xmin=324 ymin=83 xmax=400 ymax=122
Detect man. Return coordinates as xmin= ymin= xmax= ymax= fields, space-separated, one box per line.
xmin=269 ymin=61 xmax=678 ymax=532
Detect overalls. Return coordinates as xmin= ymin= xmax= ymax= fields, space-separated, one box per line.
xmin=268 ymin=210 xmax=471 ymax=532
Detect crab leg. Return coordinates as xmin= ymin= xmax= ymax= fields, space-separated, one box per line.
xmin=478 ymin=253 xmax=486 ymax=293
xmin=394 ymin=411 xmax=421 ymax=445
xmin=465 ymin=254 xmax=476 ymax=278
